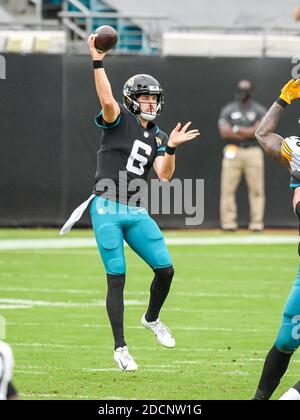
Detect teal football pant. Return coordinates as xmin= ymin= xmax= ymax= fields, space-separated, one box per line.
xmin=90 ymin=196 xmax=172 ymax=275
xmin=275 ymin=263 xmax=300 ymax=352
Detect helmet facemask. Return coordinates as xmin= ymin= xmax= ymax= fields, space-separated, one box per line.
xmin=138 ymin=94 xmax=160 ymax=121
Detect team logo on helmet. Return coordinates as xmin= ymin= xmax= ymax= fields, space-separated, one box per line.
xmin=126 ymin=76 xmax=135 ymax=87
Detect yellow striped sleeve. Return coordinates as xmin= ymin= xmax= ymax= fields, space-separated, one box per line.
xmin=282 ymin=140 xmax=292 ymax=154
xmin=281 ymin=141 xmax=293 ymax=162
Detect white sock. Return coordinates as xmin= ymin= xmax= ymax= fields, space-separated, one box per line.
xmin=279 ymin=388 xmax=300 ymax=400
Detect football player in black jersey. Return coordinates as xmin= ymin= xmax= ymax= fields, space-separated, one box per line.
xmin=87 ymin=34 xmax=200 ymax=371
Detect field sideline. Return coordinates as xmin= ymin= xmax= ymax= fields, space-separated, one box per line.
xmin=0 ymin=228 xmax=300 ymax=400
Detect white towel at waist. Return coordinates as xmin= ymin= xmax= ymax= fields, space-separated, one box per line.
xmin=60 ymin=194 xmax=95 ymax=235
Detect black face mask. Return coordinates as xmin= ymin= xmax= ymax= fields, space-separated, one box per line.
xmin=236 ymin=89 xmax=251 ymax=103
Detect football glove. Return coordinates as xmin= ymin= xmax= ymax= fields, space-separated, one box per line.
xmin=280 ymin=79 xmax=300 ymax=104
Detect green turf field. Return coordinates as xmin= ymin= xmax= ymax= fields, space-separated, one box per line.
xmin=0 ymin=229 xmax=299 ymax=400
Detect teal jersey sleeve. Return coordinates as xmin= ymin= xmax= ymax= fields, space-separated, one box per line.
xmin=155 ymin=130 xmax=169 ymax=157
xmin=290 ymin=174 xmax=300 ymax=190
xmin=95 ymin=108 xmax=121 ymax=130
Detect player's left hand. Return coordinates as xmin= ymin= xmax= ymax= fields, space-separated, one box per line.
xmin=168 ymin=122 xmax=200 ymax=147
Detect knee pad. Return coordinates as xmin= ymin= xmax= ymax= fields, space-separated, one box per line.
xmin=154 ymin=249 xmax=173 ymax=268
xmin=139 ymin=219 xmax=172 ymax=268
xmin=97 ymin=224 xmax=120 ymax=250
xmin=275 ymin=316 xmax=300 ymax=352
xmin=275 ymin=274 xmax=300 ymax=352
xmin=96 ymin=224 xmax=125 ymax=275
xmin=106 ymin=258 xmax=126 ymax=275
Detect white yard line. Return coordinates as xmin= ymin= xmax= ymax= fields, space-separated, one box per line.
xmin=0 ymin=298 xmax=147 ymax=309
xmin=0 ymin=290 xmax=281 ymax=310
xmin=0 ymin=304 xmax=32 ymax=309
xmin=0 ymin=238 xmax=96 ymax=250
xmin=0 ymin=287 xmax=98 ymax=295
xmin=19 ymin=393 xmax=126 ymax=400
xmin=0 ymin=296 xmax=279 ymax=317
xmin=0 ymin=235 xmax=298 ymax=250
xmin=0 ymin=289 xmax=281 ymax=299
xmin=4 ymin=319 xmax=270 ymax=335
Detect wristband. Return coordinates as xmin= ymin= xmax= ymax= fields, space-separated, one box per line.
xmin=276 ymin=97 xmax=288 ymax=108
xmin=232 ymin=125 xmax=240 ymax=134
xmin=93 ymin=60 xmax=104 ymax=69
xmin=165 ymin=145 xmax=176 ymax=155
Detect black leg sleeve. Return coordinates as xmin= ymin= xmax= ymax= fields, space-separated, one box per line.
xmin=106 ymin=274 xmax=126 ymax=350
xmin=145 ymin=265 xmax=174 ymax=322
xmin=253 ymin=345 xmax=293 ymax=400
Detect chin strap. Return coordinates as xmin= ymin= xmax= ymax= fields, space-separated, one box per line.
xmin=140 ymin=112 xmax=157 ymax=121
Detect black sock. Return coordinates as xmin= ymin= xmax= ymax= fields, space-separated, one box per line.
xmin=253 ymin=345 xmax=293 ymax=400
xmin=106 ymin=274 xmax=126 ymax=350
xmin=293 ymin=381 xmax=300 ymax=393
xmin=145 ymin=265 xmax=174 ymax=322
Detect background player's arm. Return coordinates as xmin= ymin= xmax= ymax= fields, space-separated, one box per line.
xmin=219 ymin=120 xmax=260 ymax=140
xmin=153 ymin=122 xmax=200 ymax=181
xmin=255 ymin=102 xmax=289 ymax=168
xmin=256 ymin=79 xmax=300 ymax=168
xmin=88 ymin=35 xmax=120 ymax=123
xmin=218 ymin=121 xmax=245 ymax=140
xmin=237 ymin=121 xmax=261 ymax=138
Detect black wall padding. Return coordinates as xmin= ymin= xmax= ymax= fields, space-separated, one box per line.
xmin=0 ymin=54 xmax=298 ymax=228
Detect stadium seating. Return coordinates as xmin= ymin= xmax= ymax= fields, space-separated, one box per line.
xmin=0 ymin=1 xmax=155 ymax=54
xmin=42 ymin=0 xmax=63 ymax=19
xmin=40 ymin=0 xmax=149 ymax=53
xmin=0 ymin=31 xmax=66 ymax=53
xmin=65 ymin=0 xmax=147 ymax=52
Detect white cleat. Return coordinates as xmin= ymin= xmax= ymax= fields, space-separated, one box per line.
xmin=114 ymin=346 xmax=138 ymax=372
xmin=141 ymin=313 xmax=176 ymax=348
xmin=279 ymin=388 xmax=300 ymax=400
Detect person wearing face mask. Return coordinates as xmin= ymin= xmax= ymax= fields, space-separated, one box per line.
xmin=218 ymin=80 xmax=267 ymax=232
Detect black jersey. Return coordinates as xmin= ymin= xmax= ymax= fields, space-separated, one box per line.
xmin=93 ymin=103 xmax=168 ymax=205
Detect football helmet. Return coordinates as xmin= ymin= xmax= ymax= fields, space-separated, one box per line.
xmin=123 ymin=74 xmax=164 ymax=120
